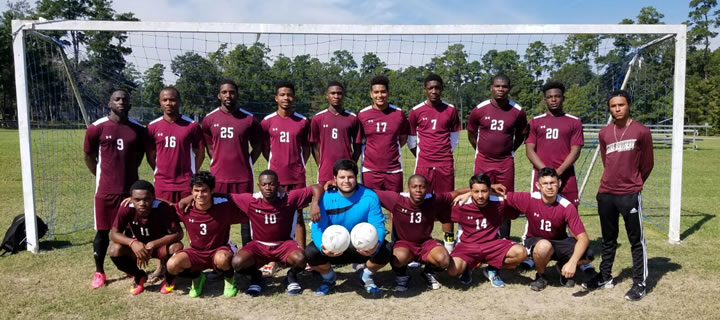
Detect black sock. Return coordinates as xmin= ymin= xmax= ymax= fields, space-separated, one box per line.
xmin=287 ymin=266 xmax=302 ymax=283
xmin=392 ymin=265 xmax=408 ymax=277
xmin=179 ymin=270 xmax=201 ymax=279
xmin=222 ymin=269 xmax=234 ymax=280
xmin=240 ymin=267 xmax=262 ymax=284
xmin=425 ymin=263 xmax=442 ymax=273
xmin=110 ymin=255 xmax=143 ymax=278
xmin=93 ymin=231 xmax=110 ymax=273
xmin=164 ymin=272 xmax=176 ymax=284
xmin=487 ymin=265 xmax=499 ymax=272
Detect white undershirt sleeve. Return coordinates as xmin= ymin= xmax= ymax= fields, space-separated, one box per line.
xmin=407 ymin=135 xmax=417 ymax=149
xmin=450 ymin=131 xmax=460 ymax=152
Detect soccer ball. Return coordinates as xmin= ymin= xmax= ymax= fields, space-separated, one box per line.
xmin=321 ymin=225 xmax=350 ymax=253
xmin=351 ymin=222 xmax=378 ymax=251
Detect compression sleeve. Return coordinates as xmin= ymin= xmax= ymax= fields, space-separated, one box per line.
xmin=450 ymin=131 xmax=460 ymax=152
xmin=407 ymin=135 xmax=417 ymax=149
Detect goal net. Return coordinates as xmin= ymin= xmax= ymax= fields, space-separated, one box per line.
xmin=11 ymin=21 xmax=687 ymax=252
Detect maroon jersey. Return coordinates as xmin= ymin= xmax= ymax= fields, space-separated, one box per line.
xmin=376 ymin=191 xmax=453 ymax=243
xmin=175 ymin=195 xmax=248 ymax=251
xmin=148 ymin=115 xmax=203 ymax=191
xmin=201 ymin=107 xmax=262 ymax=183
xmin=261 ymin=112 xmax=310 ymax=185
xmin=598 ymin=121 xmax=654 ymax=195
xmin=408 ymin=100 xmax=461 ymax=167
xmin=231 ymin=187 xmax=313 ymax=243
xmin=83 ymin=117 xmax=150 ymax=194
xmin=504 ymin=192 xmax=585 ymax=240
xmin=114 ymin=200 xmax=182 ymax=244
xmin=309 ymin=109 xmax=362 ymax=182
xmin=467 ymin=100 xmax=528 ymax=161
xmin=452 ymin=196 xmax=519 ymax=244
xmin=527 ymin=112 xmax=584 ymax=170
xmin=358 ymin=105 xmax=409 ymax=173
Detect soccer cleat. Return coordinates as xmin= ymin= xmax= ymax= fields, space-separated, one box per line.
xmin=90 ymin=272 xmax=106 ymax=289
xmin=624 ymin=283 xmax=647 ymax=301
xmin=364 ymin=282 xmax=383 ymax=294
xmin=529 ymin=273 xmax=548 ymax=291
xmin=422 ymin=272 xmax=441 ymax=290
xmin=130 ymin=275 xmax=147 ymax=295
xmin=408 ymin=261 xmax=422 ymax=268
xmin=245 ymin=279 xmax=264 ymax=297
xmin=581 ymin=273 xmax=614 ymax=290
xmin=160 ymin=277 xmax=176 ymax=294
xmin=315 ymin=272 xmax=337 ymax=296
xmin=483 ymin=267 xmax=505 ymax=288
xmin=304 ymin=263 xmax=312 ymax=272
xmin=394 ymin=275 xmax=410 ymax=292
xmin=223 ymin=277 xmax=238 ymax=297
xmin=556 ymin=264 xmax=575 ymax=288
xmin=286 ymin=277 xmax=302 ymax=296
xmin=459 ymin=268 xmax=473 ymax=285
xmin=188 ymin=273 xmax=206 ymax=298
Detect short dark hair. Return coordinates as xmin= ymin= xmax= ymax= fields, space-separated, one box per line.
xmin=541 ymin=81 xmax=565 ymax=95
xmin=130 ymin=180 xmax=155 ymax=195
xmin=607 ymin=89 xmax=632 ymax=106
xmin=160 ymin=86 xmax=181 ymax=100
xmin=327 ymin=80 xmax=345 ymax=92
xmin=424 ymin=73 xmax=444 ymax=88
xmin=537 ymin=167 xmax=559 ymax=181
xmin=469 ymin=174 xmax=492 ymax=188
xmin=408 ymin=174 xmax=427 ymax=185
xmin=370 ymin=75 xmax=389 ymax=90
xmin=219 ymin=79 xmax=238 ymax=91
xmin=109 ymin=88 xmax=129 ymax=96
xmin=333 ymin=159 xmax=358 ymax=176
xmin=490 ymin=74 xmax=511 ymax=87
xmin=191 ymin=171 xmax=216 ymax=190
xmin=258 ymin=169 xmax=279 ymax=181
xmin=275 ymin=80 xmax=295 ymax=94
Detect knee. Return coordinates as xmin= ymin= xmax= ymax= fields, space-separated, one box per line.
xmin=392 ymin=250 xmax=410 ymax=267
xmin=108 ymin=243 xmax=123 ymax=257
xmin=534 ymin=240 xmax=554 ymax=258
xmin=510 ymin=245 xmax=528 ymax=261
xmin=166 ymin=256 xmax=181 ymax=274
xmin=433 ymin=251 xmax=450 ymax=270
xmin=214 ymin=252 xmax=232 ymax=270
xmin=288 ymin=250 xmax=306 ymax=268
xmin=168 ymin=242 xmax=184 ymax=255
xmin=231 ymin=253 xmax=245 ymax=270
xmin=304 ymin=243 xmax=324 ymax=266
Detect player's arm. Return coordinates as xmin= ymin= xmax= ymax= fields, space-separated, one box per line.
xmin=141 ymin=129 xmax=155 ymax=170
xmin=146 ymin=148 xmax=157 ymax=171
xmin=448 ymin=187 xmax=471 ymax=199
xmin=311 ymin=143 xmax=321 ymax=165
xmin=110 ymin=212 xmax=150 ymax=263
xmin=84 ymin=151 xmax=98 ymax=176
xmin=145 ymin=228 xmax=183 ymax=253
xmin=201 ymin=119 xmax=214 ymax=159
xmin=407 ymin=110 xmax=418 ymax=156
xmin=250 ymin=136 xmax=264 ymax=163
xmin=562 ymin=231 xmax=589 ymax=279
xmin=512 ymin=112 xmax=529 ymax=152
xmin=556 ymin=145 xmax=581 ymax=176
xmin=639 ymin=129 xmax=654 ymax=182
xmin=525 ymin=142 xmax=546 ymax=170
xmin=193 ymin=143 xmax=205 ymax=172
xmin=467 ymin=109 xmax=479 ymax=150
xmin=351 ymin=143 xmax=362 ymax=162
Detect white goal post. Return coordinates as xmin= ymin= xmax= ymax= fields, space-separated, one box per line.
xmin=11 ymin=20 xmax=687 ymax=253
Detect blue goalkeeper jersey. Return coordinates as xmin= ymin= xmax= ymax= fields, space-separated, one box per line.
xmin=311 ymin=185 xmax=385 ymax=253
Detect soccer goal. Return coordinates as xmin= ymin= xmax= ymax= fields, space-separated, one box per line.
xmin=11 ymin=20 xmax=687 ymax=253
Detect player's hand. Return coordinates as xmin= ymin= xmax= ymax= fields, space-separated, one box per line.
xmin=323 ymin=180 xmax=337 ymax=191
xmin=491 ymin=183 xmax=507 ymax=197
xmin=177 ymin=195 xmax=194 ymax=214
xmin=120 ymin=197 xmax=132 ymax=207
xmin=310 ymin=203 xmax=321 ymax=222
xmin=356 ymin=243 xmax=378 ymax=257
xmin=144 ymin=241 xmax=156 ymax=252
xmin=130 ymin=241 xmax=150 ymax=264
xmin=452 ymin=192 xmax=471 ymax=206
xmin=561 ymin=260 xmax=577 ymax=279
xmin=321 ymin=245 xmax=343 ymax=257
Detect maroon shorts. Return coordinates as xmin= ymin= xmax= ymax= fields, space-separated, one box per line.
xmin=473 ymin=156 xmax=515 ymax=192
xmin=414 ymin=166 xmax=454 ymax=193
xmin=155 ymin=189 xmax=191 ymax=204
xmin=94 ymin=193 xmax=128 ymax=231
xmin=362 ymin=171 xmax=404 ymax=192
xmin=241 ymin=240 xmax=303 ymax=267
xmin=531 ymin=169 xmax=579 ymax=207
xmin=214 ymin=181 xmax=253 ymax=194
xmin=178 ymin=245 xmax=232 ymax=273
xmin=393 ymin=239 xmax=442 ymax=263
xmin=451 ymin=239 xmax=516 ymax=269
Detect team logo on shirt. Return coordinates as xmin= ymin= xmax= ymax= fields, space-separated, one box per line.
xmin=606 ymin=139 xmax=637 ymax=154
xmin=533 ymin=212 xmax=540 ymax=218
xmin=323 ymin=124 xmax=329 ymax=128
xmin=157 ymin=132 xmax=164 ymax=137
xmin=272 ymin=128 xmax=279 ymax=132
xmin=105 ymin=135 xmax=112 ymax=139
xmin=189 ymin=218 xmax=195 ymax=223
xmin=368 ymin=119 xmax=374 ymax=123
xmin=540 ymin=125 xmax=546 ymax=129
xmin=484 ymin=116 xmax=491 ymax=120
xmin=213 ymin=123 xmax=219 ymax=127
xmin=421 ymin=117 xmax=427 ymax=121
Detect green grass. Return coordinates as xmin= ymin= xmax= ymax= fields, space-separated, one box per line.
xmin=0 ymin=128 xmax=718 ymax=319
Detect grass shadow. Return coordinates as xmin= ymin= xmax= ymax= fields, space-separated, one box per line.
xmin=613 ymin=256 xmax=681 ymax=293
xmin=38 ymin=240 xmax=73 ymax=251
xmin=680 ymin=210 xmax=715 ymax=240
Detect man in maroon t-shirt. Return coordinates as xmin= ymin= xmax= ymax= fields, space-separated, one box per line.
xmin=83 ymin=89 xmax=153 ymax=289
xmin=310 ymin=81 xmax=363 ymax=185
xmin=375 ymin=175 xmax=468 ymax=292
xmin=109 ymin=180 xmax=183 ymax=295
xmin=147 ymin=87 xmax=204 ymax=203
xmin=407 ymin=73 xmax=462 ymax=253
xmin=230 ymin=170 xmax=323 ymax=297
xmin=201 ymin=80 xmax=263 ymax=246
xmin=501 ymin=167 xmax=593 ymax=292
xmin=467 ymin=74 xmax=528 ymax=240
xmin=583 ymin=90 xmax=653 ymax=302
xmin=358 ymin=75 xmax=409 ymax=192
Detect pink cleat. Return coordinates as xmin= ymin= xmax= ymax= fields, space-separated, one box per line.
xmin=91 ymin=272 xmax=106 ymax=289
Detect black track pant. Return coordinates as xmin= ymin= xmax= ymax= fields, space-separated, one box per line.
xmin=596 ymin=192 xmax=648 ymax=286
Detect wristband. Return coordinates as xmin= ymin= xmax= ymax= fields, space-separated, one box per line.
xmin=129 ymin=239 xmax=137 ymax=248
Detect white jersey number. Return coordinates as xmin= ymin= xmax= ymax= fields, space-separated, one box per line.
xmin=279 ymin=131 xmax=289 ymax=143
xmin=331 ymin=128 xmax=338 ymax=139
xmin=410 ymin=212 xmax=422 ymax=224
xmin=490 ymin=119 xmax=504 ymax=131
xmin=475 ymin=218 xmax=487 ymax=230
xmin=116 ymin=138 xmax=124 ymax=150
xmin=264 ymin=214 xmax=277 ymax=224
xmin=539 ymin=219 xmax=552 ymax=232
xmin=220 ymin=127 xmax=234 ymax=138
xmin=199 ymin=223 xmax=207 ymax=235
xmin=545 ymin=128 xmax=559 ymax=140
xmin=376 ymin=122 xmax=387 ymax=133
xmin=164 ymin=136 xmax=176 ymax=148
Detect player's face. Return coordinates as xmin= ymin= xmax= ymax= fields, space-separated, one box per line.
xmin=218 ymin=84 xmax=238 ymax=109
xmin=327 ymin=86 xmax=344 ymax=108
xmin=407 ymin=178 xmax=427 ymax=204
xmin=130 ymin=189 xmax=155 ymax=217
xmin=275 ymin=87 xmax=294 ymax=111
xmin=424 ymin=81 xmax=443 ymax=104
xmin=490 ymin=79 xmax=510 ymax=101
xmin=470 ymin=183 xmax=490 ymax=207
xmin=544 ymin=88 xmax=564 ymax=112
xmin=608 ymin=96 xmax=630 ymax=122
xmin=370 ymin=84 xmax=388 ymax=108
xmin=191 ymin=184 xmax=212 ymax=209
xmin=159 ymin=89 xmax=181 ymax=116
xmin=535 ymin=175 xmax=560 ymax=199
xmin=334 ymin=169 xmax=357 ymax=193
xmin=108 ymin=90 xmax=130 ymax=116
xmin=257 ymin=174 xmax=279 ymax=201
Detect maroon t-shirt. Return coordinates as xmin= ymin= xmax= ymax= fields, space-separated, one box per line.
xmin=175 ymin=195 xmax=248 ymax=251
xmin=358 ymin=105 xmax=409 ymax=173
xmin=114 ymin=200 xmax=182 ymax=243
xmin=451 ymin=196 xmax=519 ymax=244
xmin=201 ymin=107 xmax=262 ymax=183
xmin=408 ymin=100 xmax=461 ymax=167
xmin=598 ymin=121 xmax=654 ymax=195
xmin=148 ymin=115 xmax=203 ymax=191
xmin=504 ymin=192 xmax=585 ymax=240
xmin=83 ymin=117 xmax=150 ymax=195
xmin=231 ymin=187 xmax=313 ymax=243
xmin=527 ymin=112 xmax=583 ymax=173
xmin=376 ymin=191 xmax=453 ymax=243
xmin=467 ymin=100 xmax=528 ymax=161
xmin=261 ymin=112 xmax=310 ymax=185
xmin=309 ymin=109 xmax=362 ymax=182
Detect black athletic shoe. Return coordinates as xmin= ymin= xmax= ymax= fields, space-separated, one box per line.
xmin=529 ymin=273 xmax=547 ymax=292
xmin=624 ymin=283 xmax=647 ymax=301
xmin=555 ymin=264 xmax=575 ymax=288
xmin=581 ymin=273 xmax=614 ymax=290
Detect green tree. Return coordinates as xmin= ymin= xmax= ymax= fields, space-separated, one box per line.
xmin=140 ymin=63 xmax=166 ymax=110
xmin=171 ymin=52 xmax=221 ymax=117
xmin=687 ymin=0 xmax=719 ymax=79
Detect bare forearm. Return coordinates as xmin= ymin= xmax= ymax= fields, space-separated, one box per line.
xmin=110 ymin=229 xmax=132 ymax=246
xmin=570 ymin=232 xmax=589 ymax=264
xmin=556 ymin=146 xmax=581 ymax=175
xmin=468 ymin=132 xmax=477 ymax=150
xmin=525 ymin=143 xmax=545 ymax=170
xmin=194 ymin=147 xmax=205 ymax=171
xmin=84 ymin=153 xmax=97 ymax=175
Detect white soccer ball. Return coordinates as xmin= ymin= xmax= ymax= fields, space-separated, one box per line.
xmin=321 ymin=225 xmax=350 ymax=253
xmin=351 ymin=222 xmax=378 ymax=251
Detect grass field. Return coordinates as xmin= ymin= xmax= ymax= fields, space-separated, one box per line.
xmin=0 ymin=128 xmax=718 ymax=319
